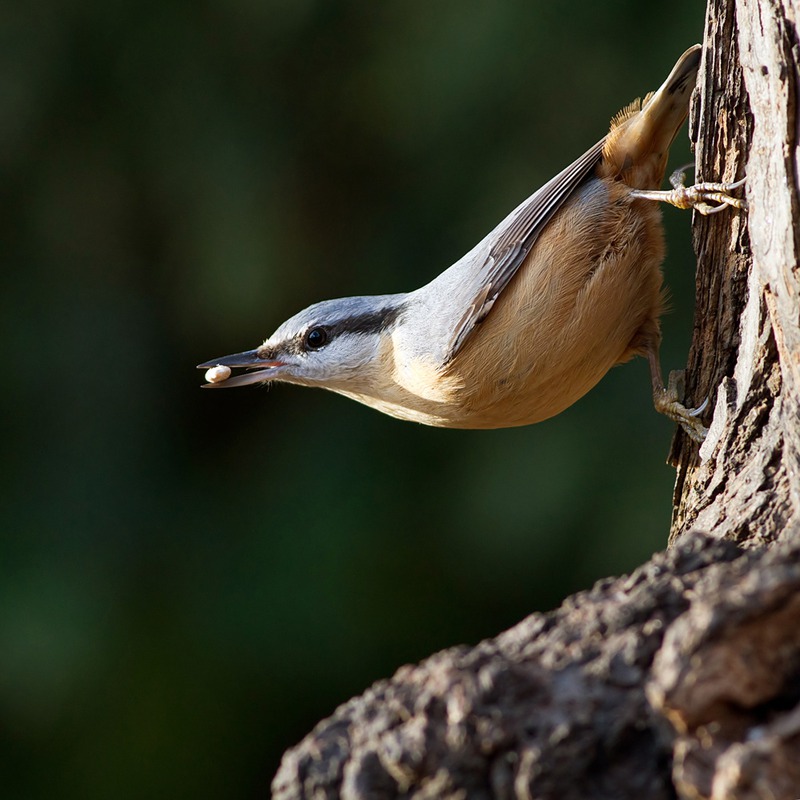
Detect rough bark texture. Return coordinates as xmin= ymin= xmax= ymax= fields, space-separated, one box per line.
xmin=272 ymin=1 xmax=800 ymax=797
xmin=670 ymin=0 xmax=800 ymax=547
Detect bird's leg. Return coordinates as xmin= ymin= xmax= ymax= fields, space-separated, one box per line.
xmin=630 ymin=166 xmax=747 ymax=215
xmin=647 ymin=346 xmax=708 ymax=443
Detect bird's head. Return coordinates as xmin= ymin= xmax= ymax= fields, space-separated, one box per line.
xmin=198 ymin=295 xmax=406 ymax=392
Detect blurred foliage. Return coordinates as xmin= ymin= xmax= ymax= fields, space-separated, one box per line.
xmin=1 ymin=1 xmax=705 ymax=796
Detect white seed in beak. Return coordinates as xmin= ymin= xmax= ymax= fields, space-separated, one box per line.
xmin=205 ymin=364 xmax=232 ymax=384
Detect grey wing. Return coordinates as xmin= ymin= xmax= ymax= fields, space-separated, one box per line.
xmin=443 ymin=137 xmax=606 ymax=363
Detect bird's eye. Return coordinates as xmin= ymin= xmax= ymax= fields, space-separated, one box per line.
xmin=304 ymin=327 xmax=329 ymax=350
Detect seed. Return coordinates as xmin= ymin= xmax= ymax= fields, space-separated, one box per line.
xmin=205 ymin=364 xmax=232 ymax=384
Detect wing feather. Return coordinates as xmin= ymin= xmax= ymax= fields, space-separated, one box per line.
xmin=443 ymin=137 xmax=606 ymax=363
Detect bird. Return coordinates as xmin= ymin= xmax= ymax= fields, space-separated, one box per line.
xmin=197 ymin=45 xmax=745 ymax=442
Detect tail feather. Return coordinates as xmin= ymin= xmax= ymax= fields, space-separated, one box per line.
xmin=599 ymin=45 xmax=702 ymax=189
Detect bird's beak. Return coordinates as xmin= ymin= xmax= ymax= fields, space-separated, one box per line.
xmin=196 ymin=349 xmax=287 ymax=388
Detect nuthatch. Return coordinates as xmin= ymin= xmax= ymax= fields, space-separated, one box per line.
xmin=198 ymin=45 xmax=745 ymax=442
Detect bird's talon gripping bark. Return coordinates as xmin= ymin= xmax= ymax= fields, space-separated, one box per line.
xmin=654 ymin=371 xmax=708 ymax=442
xmin=688 ymin=396 xmax=709 ymax=417
xmin=631 ymin=174 xmax=747 ymax=215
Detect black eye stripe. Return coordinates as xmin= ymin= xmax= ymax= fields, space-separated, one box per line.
xmin=298 ymin=306 xmax=406 ymax=351
xmin=327 ymin=306 xmax=404 ymax=337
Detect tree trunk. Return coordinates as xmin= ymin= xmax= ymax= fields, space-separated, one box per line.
xmin=669 ymin=0 xmax=800 ymax=547
xmin=272 ymin=1 xmax=800 ymax=797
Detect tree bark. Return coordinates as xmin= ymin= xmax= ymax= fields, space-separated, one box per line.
xmin=670 ymin=0 xmax=800 ymax=546
xmin=272 ymin=1 xmax=800 ymax=797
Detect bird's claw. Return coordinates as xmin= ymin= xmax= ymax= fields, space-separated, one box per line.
xmin=631 ymin=171 xmax=747 ymax=215
xmin=687 ymin=395 xmax=709 ymax=417
xmin=654 ymin=370 xmax=709 ymax=443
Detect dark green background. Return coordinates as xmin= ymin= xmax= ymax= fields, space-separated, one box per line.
xmin=2 ymin=2 xmax=705 ymax=797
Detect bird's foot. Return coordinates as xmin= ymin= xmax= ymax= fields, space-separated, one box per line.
xmin=653 ymin=370 xmax=709 ymax=443
xmin=631 ymin=168 xmax=747 ymax=215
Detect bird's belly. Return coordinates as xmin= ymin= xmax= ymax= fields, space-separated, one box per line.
xmin=439 ymin=185 xmax=665 ymax=429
